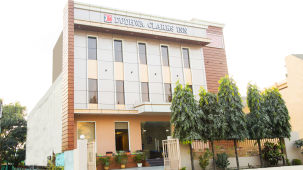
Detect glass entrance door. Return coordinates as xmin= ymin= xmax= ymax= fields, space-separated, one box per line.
xmin=141 ymin=121 xmax=170 ymax=159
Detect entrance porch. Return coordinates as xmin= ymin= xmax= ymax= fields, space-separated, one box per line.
xmin=74 ymin=114 xmax=171 ymax=156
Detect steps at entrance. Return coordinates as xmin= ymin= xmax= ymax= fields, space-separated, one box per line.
xmin=146 ymin=158 xmax=164 ymax=166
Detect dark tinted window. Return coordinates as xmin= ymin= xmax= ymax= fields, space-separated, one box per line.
xmin=88 ymin=79 xmax=98 ymax=103
xmin=88 ymin=37 xmax=97 ymax=60
xmin=141 ymin=82 xmax=149 ymax=102
xmin=164 ymin=83 xmax=172 ymax=102
xmin=182 ymin=48 xmax=190 ymax=68
xmin=114 ymin=40 xmax=123 ymax=62
xmin=161 ymin=46 xmax=169 ymax=66
xmin=116 ymin=80 xmax=125 ymax=104
xmin=139 ymin=43 xmax=147 ymax=64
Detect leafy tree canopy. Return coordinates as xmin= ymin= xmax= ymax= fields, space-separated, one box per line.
xmin=246 ymin=84 xmax=271 ymax=139
xmin=199 ymin=87 xmax=226 ymax=141
xmin=171 ymin=82 xmax=205 ymax=142
xmin=263 ymin=88 xmax=291 ymax=139
xmin=0 ymin=102 xmax=27 ymax=167
xmin=218 ymin=76 xmax=247 ymax=140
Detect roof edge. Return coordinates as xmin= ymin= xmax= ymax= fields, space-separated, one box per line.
xmin=74 ymin=1 xmax=225 ymax=28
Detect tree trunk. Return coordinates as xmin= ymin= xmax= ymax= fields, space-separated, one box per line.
xmin=189 ymin=143 xmax=195 ymax=170
xmin=257 ymin=139 xmax=263 ymax=167
xmin=279 ymin=137 xmax=286 ymax=166
xmin=211 ymin=140 xmax=216 ymax=170
xmin=234 ymin=139 xmax=240 ymax=170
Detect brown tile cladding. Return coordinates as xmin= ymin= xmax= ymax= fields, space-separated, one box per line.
xmin=203 ymin=26 xmax=228 ymax=93
xmin=61 ymin=0 xmax=75 ymax=151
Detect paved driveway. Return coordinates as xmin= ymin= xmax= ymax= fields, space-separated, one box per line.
xmin=112 ymin=166 xmax=164 ymax=170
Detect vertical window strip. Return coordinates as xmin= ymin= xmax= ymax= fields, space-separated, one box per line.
xmin=88 ymin=79 xmax=98 ymax=103
xmin=88 ymin=37 xmax=97 ymax=60
xmin=114 ymin=40 xmax=123 ymax=62
xmin=182 ymin=48 xmax=190 ymax=68
xmin=116 ymin=80 xmax=125 ymax=104
xmin=164 ymin=83 xmax=172 ymax=102
xmin=139 ymin=43 xmax=147 ymax=64
xmin=141 ymin=82 xmax=149 ymax=102
xmin=161 ymin=45 xmax=169 ymax=66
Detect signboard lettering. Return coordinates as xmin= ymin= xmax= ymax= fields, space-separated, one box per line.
xmin=103 ymin=14 xmax=187 ymax=34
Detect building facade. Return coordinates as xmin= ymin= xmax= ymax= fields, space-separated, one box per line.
xmin=274 ymin=54 xmax=303 ymax=138
xmin=26 ymin=1 xmax=228 ymax=166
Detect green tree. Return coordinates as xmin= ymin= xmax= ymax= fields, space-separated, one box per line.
xmin=263 ymin=88 xmax=291 ymax=165
xmin=246 ymin=83 xmax=271 ymax=167
xmin=171 ymin=83 xmax=204 ymax=170
xmin=218 ymin=76 xmax=247 ymax=170
xmin=0 ymin=102 xmax=27 ymax=167
xmin=199 ymin=87 xmax=226 ymax=170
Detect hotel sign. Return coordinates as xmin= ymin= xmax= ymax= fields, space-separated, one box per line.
xmin=103 ymin=13 xmax=188 ymax=34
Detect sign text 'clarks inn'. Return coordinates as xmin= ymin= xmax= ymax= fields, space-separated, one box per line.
xmin=104 ymin=14 xmax=188 ymax=34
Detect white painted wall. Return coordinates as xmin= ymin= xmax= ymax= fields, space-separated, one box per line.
xmin=25 ymin=74 xmax=63 ymax=166
xmin=285 ymin=132 xmax=303 ymax=162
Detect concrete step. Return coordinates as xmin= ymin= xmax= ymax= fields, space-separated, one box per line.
xmin=146 ymin=158 xmax=164 ymax=166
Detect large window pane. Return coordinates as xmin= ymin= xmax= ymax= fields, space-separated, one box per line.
xmin=139 ymin=43 xmax=147 ymax=64
xmin=116 ymin=80 xmax=125 ymax=104
xmin=88 ymin=37 xmax=97 ymax=60
xmin=161 ymin=45 xmax=169 ymax=66
xmin=182 ymin=48 xmax=190 ymax=68
xmin=115 ymin=122 xmax=129 ymax=152
xmin=88 ymin=79 xmax=98 ymax=104
xmin=77 ymin=122 xmax=95 ymax=143
xmin=141 ymin=82 xmax=149 ymax=102
xmin=164 ymin=83 xmax=172 ymax=102
xmin=114 ymin=40 xmax=123 ymax=62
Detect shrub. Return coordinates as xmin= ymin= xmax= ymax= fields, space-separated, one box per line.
xmin=215 ymin=153 xmax=230 ymax=169
xmin=180 ymin=167 xmax=186 ymax=170
xmin=292 ymin=159 xmax=302 ymax=165
xmin=295 ymin=139 xmax=303 ymax=154
xmin=199 ymin=149 xmax=212 ymax=170
xmin=114 ymin=151 xmax=128 ymax=165
xmin=286 ymin=158 xmax=291 ymax=166
xmin=262 ymin=142 xmax=283 ymax=166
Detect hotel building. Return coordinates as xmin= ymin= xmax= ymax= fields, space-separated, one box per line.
xmin=26 ymin=1 xmax=228 ymax=166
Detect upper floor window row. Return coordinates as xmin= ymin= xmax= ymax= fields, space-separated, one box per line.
xmin=87 ymin=37 xmax=190 ymax=68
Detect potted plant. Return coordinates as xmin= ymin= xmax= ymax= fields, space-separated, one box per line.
xmin=133 ymin=152 xmax=145 ymax=167
xmin=99 ymin=156 xmax=111 ymax=170
xmin=114 ymin=151 xmax=128 ymax=169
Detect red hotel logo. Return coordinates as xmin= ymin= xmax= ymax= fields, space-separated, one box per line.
xmin=104 ymin=14 xmax=112 ymax=23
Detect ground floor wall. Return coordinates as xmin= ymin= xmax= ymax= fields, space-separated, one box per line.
xmin=74 ymin=114 xmax=170 ymax=155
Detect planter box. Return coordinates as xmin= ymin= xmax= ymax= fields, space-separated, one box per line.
xmin=96 ymin=155 xmax=148 ymax=170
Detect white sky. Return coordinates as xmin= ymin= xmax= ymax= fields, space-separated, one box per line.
xmin=0 ymin=0 xmax=302 ymax=112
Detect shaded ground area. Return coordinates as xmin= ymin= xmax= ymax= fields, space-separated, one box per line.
xmin=112 ymin=166 xmax=164 ymax=170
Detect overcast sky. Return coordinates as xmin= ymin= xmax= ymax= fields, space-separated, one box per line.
xmin=0 ymin=0 xmax=302 ymax=112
